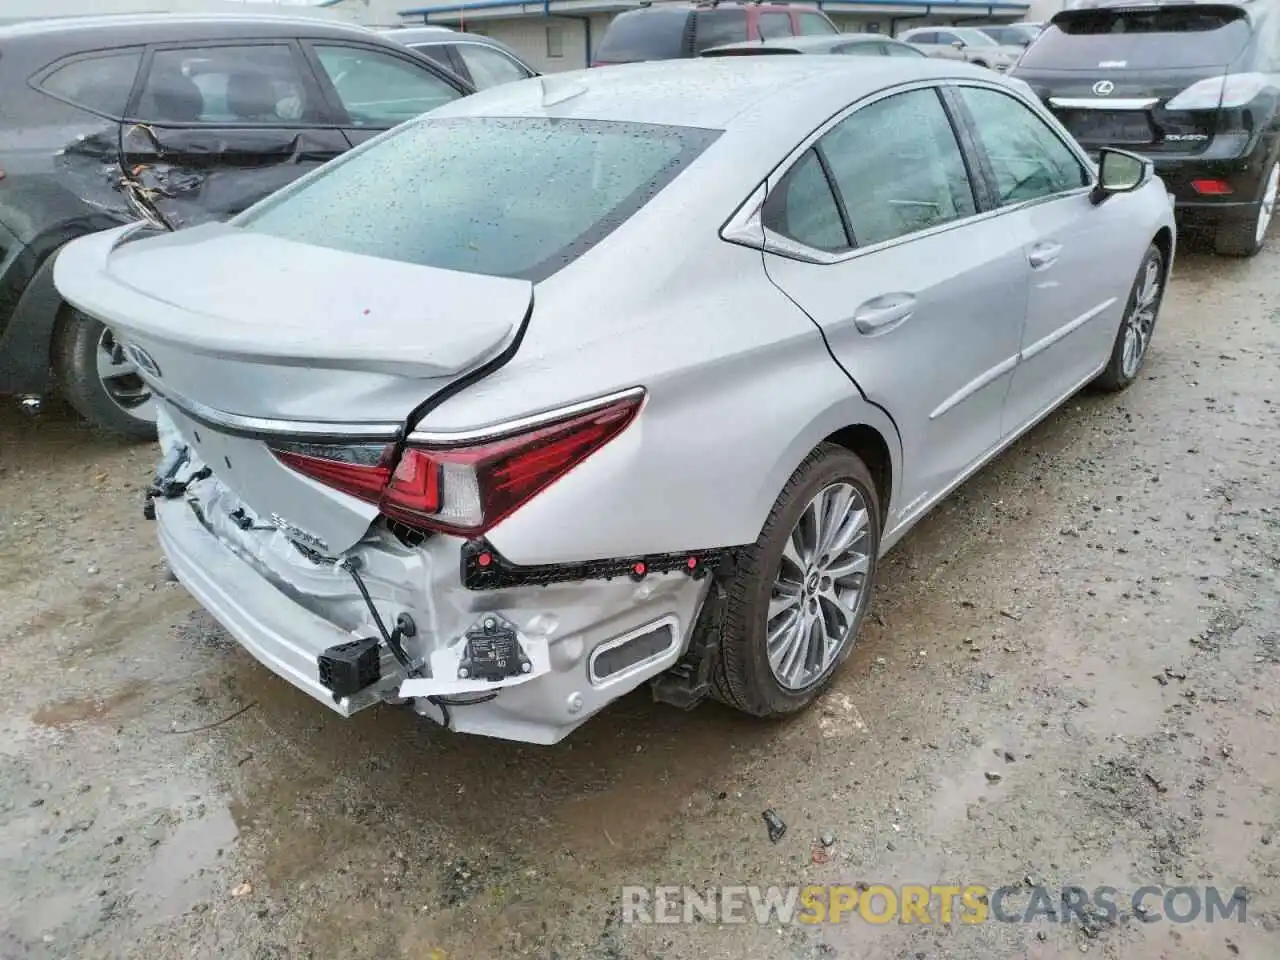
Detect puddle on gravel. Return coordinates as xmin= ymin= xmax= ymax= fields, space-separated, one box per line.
xmin=130 ymin=800 xmax=240 ymax=922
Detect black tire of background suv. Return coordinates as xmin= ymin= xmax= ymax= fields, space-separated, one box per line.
xmin=53 ymin=307 xmax=157 ymax=441
xmin=709 ymin=443 xmax=881 ymax=718
xmin=1092 ymin=243 xmax=1165 ymax=393
xmin=1213 ymin=158 xmax=1276 ymax=258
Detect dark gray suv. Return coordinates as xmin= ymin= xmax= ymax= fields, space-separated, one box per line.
xmin=0 ymin=14 xmax=471 ymax=438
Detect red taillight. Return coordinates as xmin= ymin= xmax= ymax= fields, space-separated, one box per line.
xmin=270 ymin=391 xmax=643 ymax=538
xmin=1191 ymin=179 xmax=1232 ymax=196
xmin=271 ymin=444 xmax=394 ymax=505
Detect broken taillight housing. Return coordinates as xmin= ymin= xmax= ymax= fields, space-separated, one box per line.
xmin=269 ymin=391 xmax=643 ymax=538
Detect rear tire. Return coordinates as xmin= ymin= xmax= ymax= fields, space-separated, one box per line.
xmin=54 ymin=307 xmax=158 ymax=441
xmin=710 ymin=443 xmax=880 ymax=718
xmin=1213 ymin=159 xmax=1277 ymax=258
xmin=1092 ymin=243 xmax=1164 ymax=393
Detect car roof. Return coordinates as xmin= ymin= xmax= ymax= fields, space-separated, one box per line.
xmin=0 ymin=13 xmax=382 ymax=46
xmin=701 ymin=34 xmax=891 ymax=54
xmin=381 ymin=26 xmax=526 ymax=55
xmin=430 ymin=55 xmax=991 ymax=131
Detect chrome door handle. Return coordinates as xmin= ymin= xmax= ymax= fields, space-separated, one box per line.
xmin=1027 ymin=242 xmax=1063 ymax=269
xmin=853 ymin=293 xmax=916 ymax=335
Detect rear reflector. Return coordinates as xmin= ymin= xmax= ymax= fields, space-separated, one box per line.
xmin=1191 ymin=179 xmax=1233 ymax=196
xmin=270 ymin=390 xmax=644 ymax=539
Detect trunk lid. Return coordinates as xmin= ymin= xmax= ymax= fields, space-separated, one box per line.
xmin=1014 ymin=3 xmax=1253 ymax=156
xmin=55 ymin=223 xmax=532 ymax=553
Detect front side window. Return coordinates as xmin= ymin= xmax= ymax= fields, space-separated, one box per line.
xmin=762 ymin=149 xmax=849 ymax=251
xmin=957 ymin=86 xmax=1089 ymax=205
xmin=313 ymin=44 xmax=461 ymax=127
xmin=41 ymin=51 xmax=142 ymax=117
xmin=237 ymin=117 xmax=718 ymax=282
xmin=694 ymin=10 xmax=749 ymax=51
xmin=456 ymin=44 xmax=531 ymax=88
xmin=140 ymin=45 xmax=312 ymax=125
xmin=796 ymin=12 xmax=838 ymax=36
xmin=819 ymin=88 xmax=976 ymax=246
xmin=758 ymin=12 xmax=793 ymax=39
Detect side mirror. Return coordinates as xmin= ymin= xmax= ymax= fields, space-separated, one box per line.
xmin=1090 ymin=148 xmax=1150 ymax=204
xmin=951 ymin=39 xmax=966 ymax=49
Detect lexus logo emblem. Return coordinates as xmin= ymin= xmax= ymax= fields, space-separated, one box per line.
xmin=126 ymin=343 xmax=161 ymax=378
xmin=1092 ymin=80 xmax=1115 ymax=96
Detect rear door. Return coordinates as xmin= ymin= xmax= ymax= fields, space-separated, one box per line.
xmin=302 ymin=41 xmax=469 ymax=146
xmin=758 ymin=85 xmax=1031 ymax=518
xmin=1014 ymin=5 xmax=1255 ymax=159
xmin=120 ymin=40 xmax=349 ymax=229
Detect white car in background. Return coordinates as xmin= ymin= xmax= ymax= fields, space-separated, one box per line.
xmin=899 ymin=25 xmax=1023 ymax=71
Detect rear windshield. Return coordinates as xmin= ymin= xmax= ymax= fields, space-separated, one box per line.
xmin=1020 ymin=6 xmax=1252 ymax=70
xmin=235 ymin=117 xmax=718 ymax=282
xmin=594 ymin=8 xmax=690 ymax=62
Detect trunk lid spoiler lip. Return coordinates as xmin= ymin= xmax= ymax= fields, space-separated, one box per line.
xmin=53 ymin=223 xmax=531 ymax=381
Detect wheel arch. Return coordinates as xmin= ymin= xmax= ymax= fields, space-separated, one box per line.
xmin=759 ymin=396 xmax=903 ymax=541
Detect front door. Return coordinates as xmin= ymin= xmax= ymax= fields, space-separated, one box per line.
xmin=759 ymin=86 xmax=1030 ymax=523
xmin=948 ymin=83 xmax=1135 ymax=434
xmin=119 ymin=40 xmax=349 ymax=229
xmin=303 ymin=41 xmax=469 ymax=147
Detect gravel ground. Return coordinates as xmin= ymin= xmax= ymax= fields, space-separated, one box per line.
xmin=0 ymin=239 xmax=1276 ymax=960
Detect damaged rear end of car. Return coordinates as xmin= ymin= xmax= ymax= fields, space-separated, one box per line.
xmin=53 ymin=112 xmax=722 ymax=743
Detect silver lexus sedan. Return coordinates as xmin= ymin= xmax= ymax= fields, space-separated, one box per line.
xmin=54 ymin=57 xmax=1175 ymax=744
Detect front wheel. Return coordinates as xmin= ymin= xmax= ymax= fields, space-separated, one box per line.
xmin=1092 ymin=243 xmax=1164 ymax=393
xmin=54 ymin=308 xmax=158 ymax=440
xmin=710 ymin=444 xmax=881 ymax=718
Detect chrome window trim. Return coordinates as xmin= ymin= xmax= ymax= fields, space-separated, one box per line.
xmin=1049 ymin=96 xmax=1160 ymax=111
xmin=408 ymin=386 xmax=647 ymax=447
xmin=721 ymin=77 xmax=1099 ymax=266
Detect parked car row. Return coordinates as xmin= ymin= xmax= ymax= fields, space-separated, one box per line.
xmin=0 ymin=14 xmax=534 ymax=439
xmin=51 ymin=41 xmax=1173 ymax=743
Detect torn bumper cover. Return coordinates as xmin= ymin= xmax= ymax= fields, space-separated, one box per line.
xmin=151 ymin=411 xmax=711 ymax=744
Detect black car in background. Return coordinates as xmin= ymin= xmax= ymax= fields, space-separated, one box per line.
xmin=1012 ymin=0 xmax=1280 ymax=257
xmin=0 ymin=15 xmax=472 ymax=438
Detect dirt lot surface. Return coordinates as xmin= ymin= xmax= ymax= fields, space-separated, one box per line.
xmin=1 ymin=240 xmax=1277 ymax=960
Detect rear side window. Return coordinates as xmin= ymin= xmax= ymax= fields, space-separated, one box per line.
xmin=594 ymin=9 xmax=692 ymax=62
xmin=883 ymin=41 xmax=925 ymax=57
xmin=759 ymin=12 xmax=793 ymax=39
xmin=762 ymin=149 xmax=849 ymax=251
xmin=694 ymin=10 xmax=750 ymax=51
xmin=456 ymin=43 xmax=531 ymax=88
xmin=313 ymin=45 xmax=462 ymax=127
xmin=907 ymin=31 xmax=937 ymax=44
xmin=409 ymin=43 xmax=456 ymax=70
xmin=796 ymin=12 xmax=838 ymax=36
xmin=833 ymin=41 xmax=885 ymax=56
xmin=139 ymin=45 xmax=313 ymax=124
xmin=41 ymin=51 xmax=142 ymax=117
xmin=819 ymin=88 xmax=976 ymax=246
xmin=237 ymin=117 xmax=719 ymax=281
xmin=1020 ymin=7 xmax=1252 ymax=70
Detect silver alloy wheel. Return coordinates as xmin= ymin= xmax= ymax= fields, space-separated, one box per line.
xmin=1120 ymin=255 xmax=1161 ymax=380
xmin=767 ymin=482 xmax=872 ymax=691
xmin=97 ymin=327 xmax=157 ymax=424
xmin=1256 ymin=163 xmax=1280 ymax=247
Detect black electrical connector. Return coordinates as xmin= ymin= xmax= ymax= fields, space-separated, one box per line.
xmin=341 ymin=557 xmax=421 ymax=678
